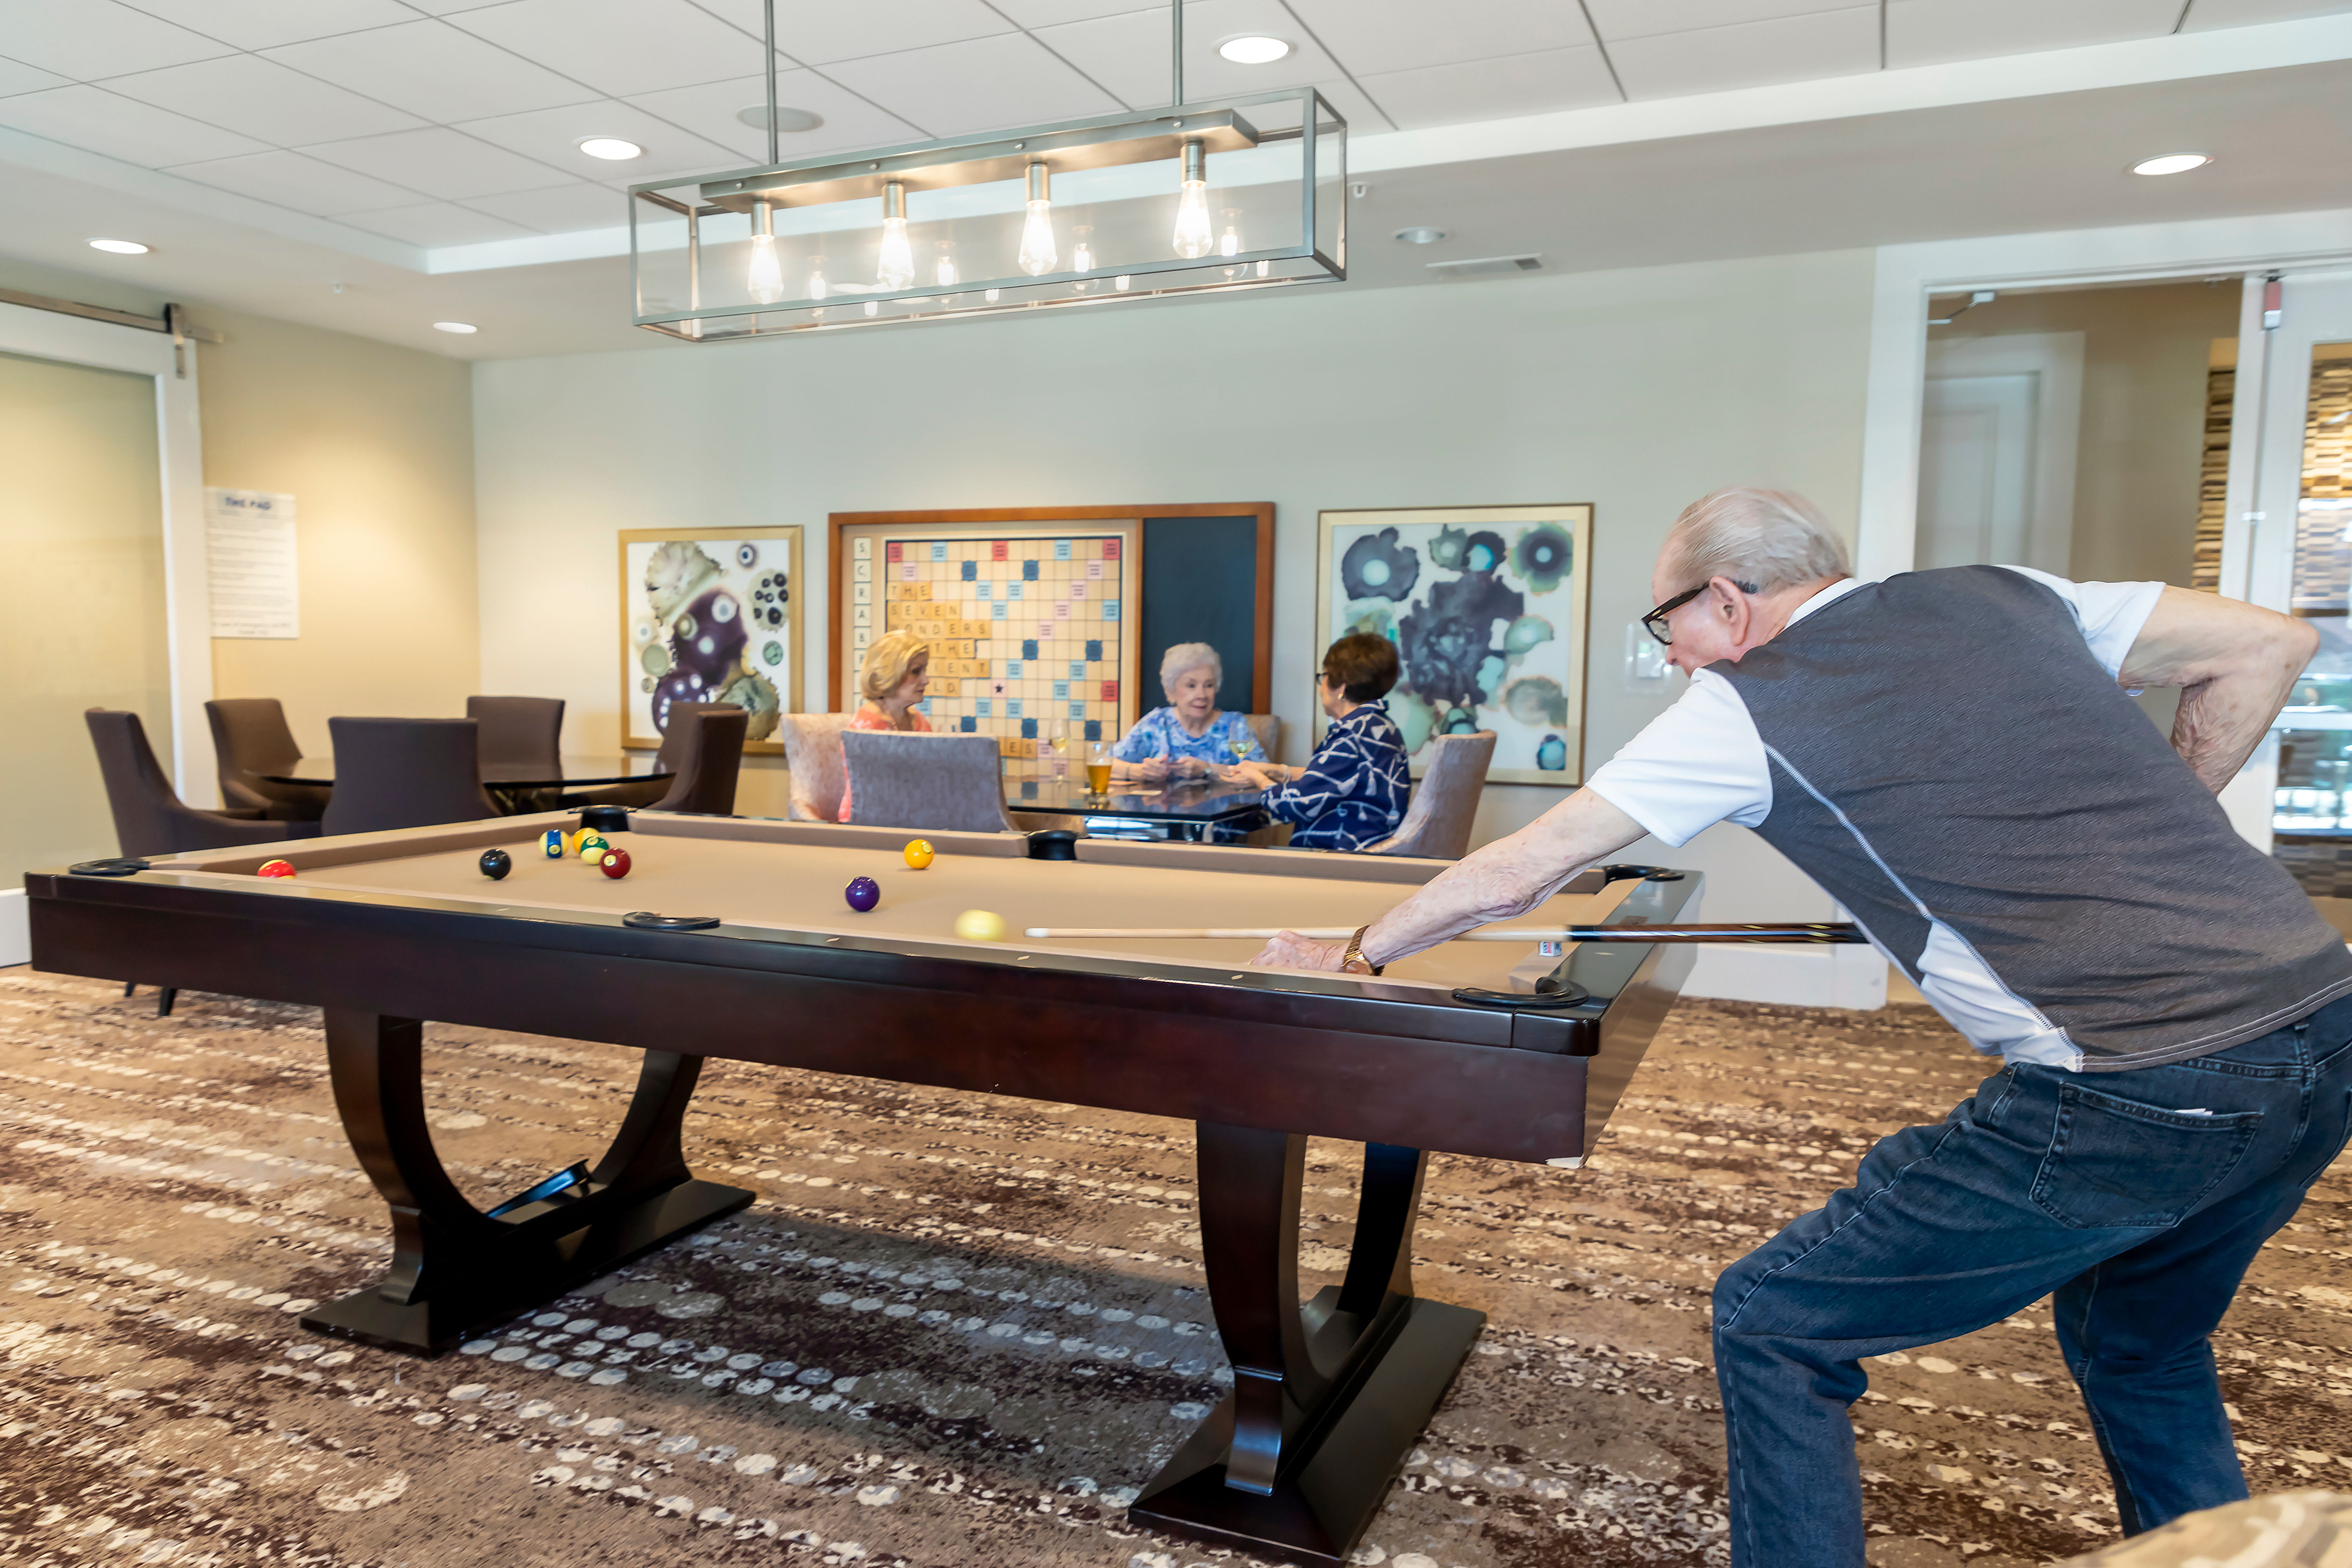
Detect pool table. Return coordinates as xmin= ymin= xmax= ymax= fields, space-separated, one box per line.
xmin=24 ymin=809 xmax=1703 ymax=1566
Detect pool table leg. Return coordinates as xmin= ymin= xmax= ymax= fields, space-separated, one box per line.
xmin=1128 ymin=1126 xmax=1485 ymax=1566
xmin=299 ymin=1008 xmax=754 ymax=1355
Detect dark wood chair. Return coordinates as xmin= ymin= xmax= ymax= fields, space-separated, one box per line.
xmin=567 ymin=703 xmax=742 ymax=814
xmin=319 ymin=718 xmax=501 ymax=837
xmin=86 ymin=707 xmax=319 ymax=1015
xmin=466 ymin=696 xmax=564 ymax=772
xmin=651 ymin=707 xmax=747 ymax=816
xmin=205 ymin=697 xmax=329 ymax=822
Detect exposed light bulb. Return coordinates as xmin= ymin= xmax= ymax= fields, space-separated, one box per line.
xmin=1114 ymin=275 xmax=1130 ymax=291
xmin=1172 ymin=141 xmax=1213 ymax=259
xmin=936 ymin=246 xmax=959 ymax=288
xmin=985 ymin=287 xmax=1001 ymax=303
xmin=876 ymin=181 xmax=914 ymax=291
xmin=807 ymin=255 xmax=829 ymax=301
xmin=1072 ymin=227 xmax=1095 ymax=273
xmin=1018 ymin=162 xmax=1057 ymax=276
xmin=864 ymin=300 xmax=879 ymax=316
xmin=747 ymin=199 xmax=784 ymax=304
xmin=1219 ymin=222 xmax=1240 ymax=258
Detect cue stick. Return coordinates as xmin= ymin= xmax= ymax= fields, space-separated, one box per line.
xmin=1020 ymin=922 xmax=1866 ymax=943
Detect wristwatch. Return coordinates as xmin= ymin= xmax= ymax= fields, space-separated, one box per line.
xmin=1341 ymin=924 xmax=1385 ymax=977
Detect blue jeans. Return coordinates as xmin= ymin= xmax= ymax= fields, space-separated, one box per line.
xmin=1712 ymin=995 xmax=2352 ymax=1567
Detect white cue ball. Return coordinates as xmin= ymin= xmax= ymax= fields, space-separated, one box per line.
xmin=954 ymin=909 xmax=1008 ymax=942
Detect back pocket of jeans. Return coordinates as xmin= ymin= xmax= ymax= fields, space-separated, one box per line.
xmin=2030 ymin=1083 xmax=2261 ymax=1229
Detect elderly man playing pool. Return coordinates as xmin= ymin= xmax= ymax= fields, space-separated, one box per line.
xmin=1253 ymin=486 xmax=2352 ymax=1565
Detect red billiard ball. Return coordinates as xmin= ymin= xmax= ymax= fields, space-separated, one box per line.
xmin=845 ymin=876 xmax=880 ymax=913
xmin=256 ymin=859 xmax=296 ymax=879
xmin=599 ymin=848 xmax=632 ymax=880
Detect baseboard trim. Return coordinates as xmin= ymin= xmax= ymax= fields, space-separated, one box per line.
xmin=1680 ymin=942 xmax=1887 ymax=1010
xmin=0 ymin=889 xmax=26 ymax=969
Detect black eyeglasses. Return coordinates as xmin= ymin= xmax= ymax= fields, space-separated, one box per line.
xmin=1641 ymin=580 xmax=1759 ymax=646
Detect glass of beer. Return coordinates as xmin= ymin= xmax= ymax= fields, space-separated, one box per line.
xmin=1085 ymin=741 xmax=1113 ymax=798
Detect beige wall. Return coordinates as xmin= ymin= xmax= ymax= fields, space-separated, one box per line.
xmin=186 ymin=306 xmax=479 ymax=758
xmin=473 ymin=248 xmax=1877 ymax=940
xmin=1928 ymin=280 xmax=2241 ymax=588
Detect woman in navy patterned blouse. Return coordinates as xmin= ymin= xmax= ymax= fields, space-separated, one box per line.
xmin=1223 ymin=634 xmax=1410 ymax=851
xmin=1110 ymin=643 xmax=1264 ymax=784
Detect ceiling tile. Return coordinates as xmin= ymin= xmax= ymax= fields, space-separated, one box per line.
xmin=446 ymin=0 xmax=766 ymax=98
xmin=689 ymin=0 xmax=1017 ymax=67
xmin=462 ymin=181 xmax=632 ymax=233
xmin=454 ymin=99 xmax=747 ymax=183
xmin=1033 ymin=0 xmax=1347 ymax=109
xmin=623 ymin=70 xmax=926 ymax=162
xmin=0 ymin=0 xmax=236 ymax=78
xmin=2179 ymin=0 xmax=2352 ymax=27
xmin=118 ymin=0 xmax=422 ymax=51
xmin=340 ymin=199 xmax=538 ymax=245
xmin=0 ymin=56 xmax=73 ymax=97
xmin=1886 ymin=0 xmax=2184 ymax=67
xmin=302 ymin=126 xmax=575 ymax=199
xmin=104 ymin=55 xmax=426 ymax=145
xmin=0 ymin=85 xmax=270 ymax=165
xmin=1585 ymin=0 xmax=1861 ymax=43
xmin=1607 ymin=5 xmax=1880 ymax=99
xmin=1355 ymin=46 xmax=1621 ymax=131
xmin=166 ymin=147 xmax=422 ymax=213
xmin=989 ymin=0 xmax=1155 ymax=23
xmin=821 ymin=33 xmax=1124 ymax=137
xmin=1286 ymin=0 xmax=1597 ymax=75
xmin=261 ymin=20 xmax=602 ymax=122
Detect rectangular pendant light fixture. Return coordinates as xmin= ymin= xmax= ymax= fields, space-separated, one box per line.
xmin=628 ymin=86 xmax=1345 ymax=341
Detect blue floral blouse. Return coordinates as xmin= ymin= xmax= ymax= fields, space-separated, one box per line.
xmin=1112 ymin=707 xmax=1263 ymax=767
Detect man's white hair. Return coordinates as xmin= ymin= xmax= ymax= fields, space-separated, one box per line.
xmin=1159 ymin=642 xmax=1222 ymax=695
xmin=1658 ymin=487 xmax=1851 ymax=595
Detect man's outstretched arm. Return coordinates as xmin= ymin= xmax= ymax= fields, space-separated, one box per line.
xmin=1252 ymin=788 xmax=1649 ymax=972
xmin=2119 ymin=586 xmax=2318 ymax=793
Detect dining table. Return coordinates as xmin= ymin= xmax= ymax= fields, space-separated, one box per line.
xmin=1004 ymin=776 xmax=1268 ymax=842
xmin=262 ymin=754 xmax=674 ymax=815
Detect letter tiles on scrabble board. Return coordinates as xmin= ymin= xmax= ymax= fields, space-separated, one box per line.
xmin=850 ymin=532 xmax=1138 ymax=764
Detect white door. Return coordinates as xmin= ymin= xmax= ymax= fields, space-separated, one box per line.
xmin=1915 ymin=332 xmax=2084 ymax=575
xmin=2228 ymin=270 xmax=2352 ymax=883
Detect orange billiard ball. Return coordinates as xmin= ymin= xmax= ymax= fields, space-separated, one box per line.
xmin=903 ymin=839 xmax=935 ymax=870
xmin=599 ymin=848 xmax=632 ymax=880
xmin=256 ymin=859 xmax=296 ymax=879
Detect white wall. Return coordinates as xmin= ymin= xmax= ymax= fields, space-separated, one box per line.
xmin=473 ymin=248 xmax=1880 ymax=1000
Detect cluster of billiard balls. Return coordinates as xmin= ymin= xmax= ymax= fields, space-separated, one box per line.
xmin=842 ymin=839 xmax=1008 ymax=942
xmin=475 ymin=827 xmax=633 ymax=882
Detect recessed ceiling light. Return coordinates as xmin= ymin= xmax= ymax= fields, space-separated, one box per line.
xmin=1217 ymin=35 xmax=1291 ymax=64
xmin=578 ymin=136 xmax=643 ymax=161
xmin=432 ymin=321 xmax=478 ymax=334
xmin=88 ymin=238 xmax=149 ymax=254
xmin=735 ymin=104 xmax=824 ymax=133
xmin=2131 ymin=152 xmax=2212 ymax=176
xmin=1393 ymin=226 xmax=1447 ymax=245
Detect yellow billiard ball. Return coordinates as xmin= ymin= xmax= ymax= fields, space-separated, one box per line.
xmin=903 ymin=839 xmax=935 ymax=870
xmin=954 ymin=909 xmax=1007 ymax=942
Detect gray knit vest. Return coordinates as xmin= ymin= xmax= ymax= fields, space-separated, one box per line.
xmin=1716 ymin=566 xmax=2352 ymax=1071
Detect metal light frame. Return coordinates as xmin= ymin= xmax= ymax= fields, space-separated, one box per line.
xmin=628 ymin=0 xmax=1344 ymax=341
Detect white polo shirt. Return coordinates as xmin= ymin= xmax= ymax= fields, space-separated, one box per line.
xmin=1584 ymin=567 xmax=2168 ymax=1065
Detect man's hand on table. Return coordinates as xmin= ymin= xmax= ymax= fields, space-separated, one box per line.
xmin=1251 ymin=931 xmax=1350 ymax=971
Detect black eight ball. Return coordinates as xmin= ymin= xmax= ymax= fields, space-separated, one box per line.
xmin=479 ymin=848 xmax=512 ymax=880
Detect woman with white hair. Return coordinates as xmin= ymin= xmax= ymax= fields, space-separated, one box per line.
xmin=1110 ymin=642 xmax=1262 ymax=784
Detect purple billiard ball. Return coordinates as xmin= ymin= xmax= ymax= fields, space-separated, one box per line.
xmin=845 ymin=876 xmax=881 ymax=913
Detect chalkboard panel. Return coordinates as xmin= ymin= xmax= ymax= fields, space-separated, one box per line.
xmin=1141 ymin=514 xmax=1262 ymax=711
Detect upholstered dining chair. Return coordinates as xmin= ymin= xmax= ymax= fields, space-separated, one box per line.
xmin=1242 ymin=713 xmax=1282 ymax=766
xmin=319 ymin=718 xmax=501 ymax=836
xmin=205 ymin=697 xmax=329 ymax=821
xmin=842 ymin=730 xmax=1020 ymax=834
xmin=565 ymin=702 xmax=739 ymax=812
xmin=778 ymin=712 xmax=856 ymax=822
xmin=1365 ymin=731 xmax=1496 ymax=860
xmin=466 ymin=695 xmax=565 ymax=772
xmin=643 ymin=707 xmax=747 ymax=816
xmin=88 ymin=707 xmax=321 ymax=1017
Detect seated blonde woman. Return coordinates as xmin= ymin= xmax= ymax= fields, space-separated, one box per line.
xmin=1111 ymin=642 xmax=1262 ymax=785
xmin=837 ymin=629 xmax=931 ymax=822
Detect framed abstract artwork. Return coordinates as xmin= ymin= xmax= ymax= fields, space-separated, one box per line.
xmin=1315 ymin=505 xmax=1594 ymax=785
xmin=618 ymin=527 xmax=802 ymax=755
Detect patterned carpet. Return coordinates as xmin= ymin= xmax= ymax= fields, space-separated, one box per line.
xmin=3 ymin=970 xmax=2352 ymax=1568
